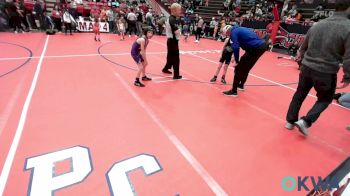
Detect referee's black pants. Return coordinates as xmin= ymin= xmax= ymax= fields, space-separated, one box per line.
xmin=163 ymin=39 xmax=180 ymax=77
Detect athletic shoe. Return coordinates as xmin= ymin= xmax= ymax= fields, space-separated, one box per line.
xmin=238 ymin=84 xmax=245 ymax=91
xmin=95 ymin=37 xmax=97 ymax=41
xmin=173 ymin=76 xmax=183 ymax=80
xmin=142 ymin=76 xmax=152 ymax=81
xmin=162 ymin=69 xmax=172 ymax=74
xmin=98 ymin=39 xmax=101 ymax=42
xmin=285 ymin=122 xmax=295 ymax=130
xmin=294 ymin=119 xmax=309 ymax=136
xmin=347 ymin=125 xmax=350 ymax=131
xmin=221 ymin=78 xmax=227 ymax=84
xmin=223 ymin=90 xmax=238 ymax=97
xmin=134 ymin=81 xmax=145 ymax=87
xmin=210 ymin=76 xmax=217 ymax=83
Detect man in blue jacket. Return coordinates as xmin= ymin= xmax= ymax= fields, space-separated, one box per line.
xmin=223 ymin=24 xmax=269 ymax=97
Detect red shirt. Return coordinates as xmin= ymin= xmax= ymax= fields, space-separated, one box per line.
xmin=90 ymin=9 xmax=100 ymax=18
xmin=115 ymin=7 xmax=120 ymax=14
xmin=139 ymin=4 xmax=148 ymax=13
xmin=52 ymin=10 xmax=61 ymax=18
xmin=120 ymin=3 xmax=127 ymax=13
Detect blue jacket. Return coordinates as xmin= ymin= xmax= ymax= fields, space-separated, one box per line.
xmin=230 ymin=25 xmax=265 ymax=63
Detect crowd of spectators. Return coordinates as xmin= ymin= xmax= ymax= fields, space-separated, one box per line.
xmin=0 ymin=0 xmax=168 ymax=35
xmin=0 ymin=0 xmax=47 ymax=33
xmin=239 ymin=0 xmax=332 ymax=25
xmin=0 ymin=0 xmax=336 ymax=36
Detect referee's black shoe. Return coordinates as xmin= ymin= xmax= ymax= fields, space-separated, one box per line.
xmin=173 ymin=76 xmax=183 ymax=80
xmin=162 ymin=69 xmax=172 ymax=74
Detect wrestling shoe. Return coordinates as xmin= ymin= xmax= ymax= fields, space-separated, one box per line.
xmin=221 ymin=78 xmax=227 ymax=84
xmin=134 ymin=81 xmax=145 ymax=87
xmin=210 ymin=76 xmax=217 ymax=83
xmin=142 ymin=76 xmax=152 ymax=81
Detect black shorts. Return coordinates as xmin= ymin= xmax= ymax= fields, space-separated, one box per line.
xmin=219 ymin=51 xmax=233 ymax=64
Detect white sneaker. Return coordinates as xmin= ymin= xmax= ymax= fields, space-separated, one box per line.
xmin=294 ymin=119 xmax=309 ymax=136
xmin=285 ymin=122 xmax=295 ymax=130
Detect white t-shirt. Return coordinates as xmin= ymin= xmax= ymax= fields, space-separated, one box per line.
xmin=127 ymin=12 xmax=137 ymax=21
xmin=63 ymin=12 xmax=74 ymax=23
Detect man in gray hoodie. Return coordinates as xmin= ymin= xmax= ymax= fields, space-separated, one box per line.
xmin=285 ymin=0 xmax=350 ymax=136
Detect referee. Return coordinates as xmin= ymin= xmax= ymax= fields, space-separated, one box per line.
xmin=162 ymin=3 xmax=182 ymax=80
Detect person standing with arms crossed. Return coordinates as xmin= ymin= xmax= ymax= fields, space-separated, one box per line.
xmin=162 ymin=3 xmax=183 ymax=80
xmin=285 ymin=0 xmax=350 ymax=136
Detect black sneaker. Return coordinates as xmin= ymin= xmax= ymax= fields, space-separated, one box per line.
xmin=134 ymin=81 xmax=145 ymax=87
xmin=223 ymin=90 xmax=238 ymax=97
xmin=173 ymin=76 xmax=183 ymax=80
xmin=210 ymin=76 xmax=217 ymax=83
xmin=142 ymin=76 xmax=152 ymax=81
xmin=162 ymin=69 xmax=172 ymax=74
xmin=221 ymin=78 xmax=227 ymax=84
xmin=238 ymin=84 xmax=245 ymax=91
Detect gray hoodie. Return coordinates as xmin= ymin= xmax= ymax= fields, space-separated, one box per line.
xmin=299 ymin=12 xmax=350 ymax=83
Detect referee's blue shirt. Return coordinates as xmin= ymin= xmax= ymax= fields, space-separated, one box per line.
xmin=230 ymin=25 xmax=265 ymax=63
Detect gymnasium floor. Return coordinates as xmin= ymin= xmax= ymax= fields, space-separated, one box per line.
xmin=0 ymin=33 xmax=349 ymax=196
